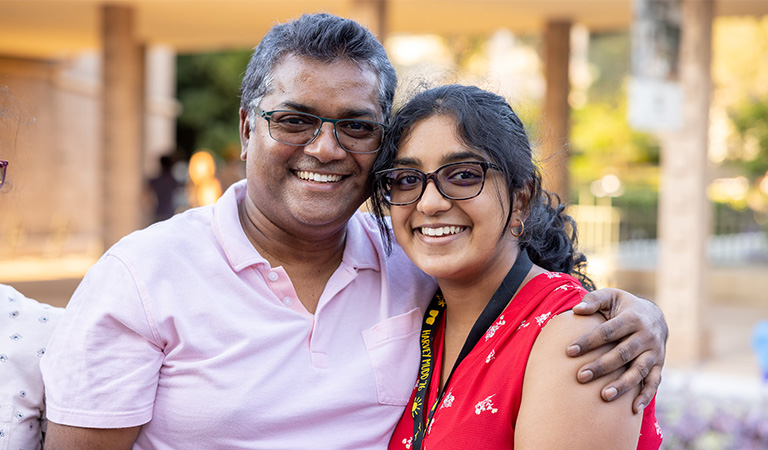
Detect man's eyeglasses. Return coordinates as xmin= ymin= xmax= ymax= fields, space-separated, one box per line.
xmin=253 ymin=106 xmax=386 ymax=154
xmin=0 ymin=160 xmax=7 ymax=189
xmin=376 ymin=161 xmax=501 ymax=206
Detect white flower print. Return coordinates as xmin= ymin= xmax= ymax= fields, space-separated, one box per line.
xmin=485 ymin=315 xmax=506 ymax=341
xmin=401 ymin=437 xmax=413 ymax=449
xmin=535 ymin=312 xmax=552 ymax=327
xmin=546 ymin=272 xmax=563 ymax=279
xmin=475 ymin=394 xmax=499 ymax=415
xmin=485 ymin=349 xmax=496 ymax=363
xmin=441 ymin=391 xmax=455 ymax=409
xmin=555 ymin=284 xmax=571 ymax=292
xmin=517 ymin=320 xmax=530 ymax=330
xmin=655 ymin=421 xmax=663 ymax=438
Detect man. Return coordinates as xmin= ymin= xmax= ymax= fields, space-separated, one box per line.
xmin=42 ymin=13 xmax=666 ymax=449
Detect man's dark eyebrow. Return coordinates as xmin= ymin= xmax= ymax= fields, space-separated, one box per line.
xmin=276 ymin=102 xmax=378 ymax=119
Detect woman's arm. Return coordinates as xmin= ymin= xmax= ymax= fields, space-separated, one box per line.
xmin=516 ymin=311 xmax=643 ymax=449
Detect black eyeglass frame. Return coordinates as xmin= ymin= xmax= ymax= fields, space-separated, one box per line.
xmin=253 ymin=106 xmax=387 ymax=154
xmin=0 ymin=160 xmax=7 ymax=189
xmin=376 ymin=160 xmax=502 ymax=206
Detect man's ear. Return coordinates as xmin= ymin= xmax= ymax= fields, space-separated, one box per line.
xmin=239 ymin=108 xmax=249 ymax=161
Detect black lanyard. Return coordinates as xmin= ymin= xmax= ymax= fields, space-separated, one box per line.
xmin=411 ymin=249 xmax=533 ymax=448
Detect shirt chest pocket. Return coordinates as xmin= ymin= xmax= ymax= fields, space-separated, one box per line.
xmin=362 ymin=308 xmax=423 ymax=406
xmin=0 ymin=403 xmax=13 ymax=450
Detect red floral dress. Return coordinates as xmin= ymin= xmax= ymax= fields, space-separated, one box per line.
xmin=389 ymin=272 xmax=662 ymax=450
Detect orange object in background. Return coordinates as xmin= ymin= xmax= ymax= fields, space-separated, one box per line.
xmin=188 ymin=150 xmax=222 ymax=206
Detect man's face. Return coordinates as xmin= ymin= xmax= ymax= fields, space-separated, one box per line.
xmin=239 ymin=54 xmax=382 ymax=237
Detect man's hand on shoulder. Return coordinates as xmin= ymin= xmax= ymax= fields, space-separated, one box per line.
xmin=567 ymin=288 xmax=668 ymax=413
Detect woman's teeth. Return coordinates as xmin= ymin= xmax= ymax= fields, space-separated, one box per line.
xmin=420 ymin=226 xmax=465 ymax=237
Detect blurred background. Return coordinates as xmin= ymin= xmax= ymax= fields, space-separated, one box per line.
xmin=1 ymin=1 xmax=767 ymax=447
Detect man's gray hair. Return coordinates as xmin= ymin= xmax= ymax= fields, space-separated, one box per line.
xmin=240 ymin=13 xmax=397 ymax=125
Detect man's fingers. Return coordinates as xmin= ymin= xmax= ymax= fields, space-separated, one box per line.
xmin=568 ymin=317 xmax=629 ymax=356
xmin=572 ymin=288 xmax=615 ymax=316
xmin=582 ymin=351 xmax=656 ymax=404
xmin=633 ymin=365 xmax=663 ymax=414
xmin=576 ymin=338 xmax=645 ymax=383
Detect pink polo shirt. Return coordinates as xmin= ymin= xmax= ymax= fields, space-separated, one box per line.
xmin=41 ymin=181 xmax=436 ymax=449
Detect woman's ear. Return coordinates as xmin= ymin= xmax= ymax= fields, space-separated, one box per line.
xmin=512 ymin=186 xmax=532 ymax=223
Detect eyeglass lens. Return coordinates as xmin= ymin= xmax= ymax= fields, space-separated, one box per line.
xmin=266 ymin=111 xmax=384 ymax=153
xmin=379 ymin=162 xmax=493 ymax=205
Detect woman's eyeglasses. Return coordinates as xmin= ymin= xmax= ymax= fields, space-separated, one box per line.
xmin=0 ymin=160 xmax=7 ymax=189
xmin=254 ymin=106 xmax=386 ymax=154
xmin=376 ymin=161 xmax=501 ymax=206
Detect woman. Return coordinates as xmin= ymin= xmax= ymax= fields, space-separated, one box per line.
xmin=371 ymin=85 xmax=661 ymax=449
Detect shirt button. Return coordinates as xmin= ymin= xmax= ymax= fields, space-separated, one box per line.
xmin=267 ymin=272 xmax=279 ymax=281
xmin=283 ymin=297 xmax=293 ymax=306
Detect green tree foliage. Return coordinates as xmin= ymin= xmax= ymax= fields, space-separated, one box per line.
xmin=176 ymin=50 xmax=252 ymax=158
xmin=570 ymin=32 xmax=660 ymax=193
xmin=729 ymin=98 xmax=768 ymax=179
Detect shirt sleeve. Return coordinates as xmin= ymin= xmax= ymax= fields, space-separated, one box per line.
xmin=40 ymin=253 xmax=164 ymax=428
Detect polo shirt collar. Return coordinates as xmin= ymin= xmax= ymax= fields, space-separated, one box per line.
xmin=214 ymin=180 xmax=381 ymax=273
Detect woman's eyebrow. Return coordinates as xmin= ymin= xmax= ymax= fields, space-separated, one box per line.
xmin=441 ymin=151 xmax=484 ymax=165
xmin=393 ymin=156 xmax=420 ymax=167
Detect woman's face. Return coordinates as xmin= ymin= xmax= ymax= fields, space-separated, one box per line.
xmin=389 ymin=114 xmax=521 ymax=284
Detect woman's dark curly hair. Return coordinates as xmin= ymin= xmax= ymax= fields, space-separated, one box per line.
xmin=369 ymin=84 xmax=594 ymax=290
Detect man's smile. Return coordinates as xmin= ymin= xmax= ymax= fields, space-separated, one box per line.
xmin=295 ymin=170 xmax=344 ymax=183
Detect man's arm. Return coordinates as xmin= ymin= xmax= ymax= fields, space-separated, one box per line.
xmin=568 ymin=288 xmax=668 ymax=413
xmin=45 ymin=423 xmax=140 ymax=450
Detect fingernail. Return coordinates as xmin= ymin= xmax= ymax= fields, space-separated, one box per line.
xmin=577 ymin=369 xmax=593 ymax=383
xmin=567 ymin=344 xmax=581 ymax=356
xmin=604 ymin=387 xmax=618 ymax=400
xmin=637 ymin=402 xmax=646 ymax=412
xmin=574 ymin=301 xmax=587 ymax=309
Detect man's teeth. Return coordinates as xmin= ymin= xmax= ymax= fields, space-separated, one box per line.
xmin=297 ymin=171 xmax=343 ymax=183
xmin=420 ymin=226 xmax=465 ymax=237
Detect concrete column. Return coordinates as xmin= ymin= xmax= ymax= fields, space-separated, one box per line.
xmin=102 ymin=5 xmax=143 ymax=247
xmin=655 ymin=0 xmax=713 ymax=364
xmin=144 ymin=45 xmax=180 ymax=175
xmin=541 ymin=20 xmax=571 ymax=203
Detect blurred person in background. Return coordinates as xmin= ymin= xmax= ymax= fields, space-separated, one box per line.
xmin=146 ymin=153 xmax=183 ymax=223
xmin=0 ymin=88 xmax=64 ymax=450
xmin=41 ymin=14 xmax=667 ymax=449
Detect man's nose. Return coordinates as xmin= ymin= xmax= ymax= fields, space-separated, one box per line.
xmin=303 ymin=123 xmax=346 ymax=163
